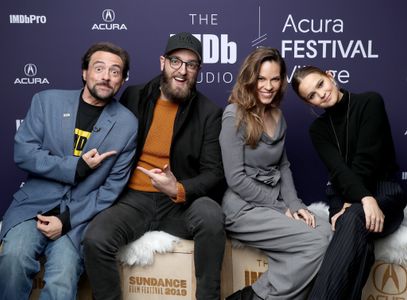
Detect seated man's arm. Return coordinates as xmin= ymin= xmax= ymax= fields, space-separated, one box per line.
xmin=67 ymin=124 xmax=138 ymax=231
xmin=178 ymin=107 xmax=225 ymax=203
xmin=14 ymin=92 xmax=79 ymax=185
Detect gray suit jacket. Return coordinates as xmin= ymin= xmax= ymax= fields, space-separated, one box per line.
xmin=0 ymin=89 xmax=138 ymax=251
xmin=220 ymin=104 xmax=306 ymax=216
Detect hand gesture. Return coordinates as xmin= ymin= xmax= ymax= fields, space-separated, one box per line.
xmin=331 ymin=202 xmax=351 ymax=231
xmin=36 ymin=215 xmax=63 ymax=240
xmin=82 ymin=148 xmax=117 ymax=169
xmin=361 ymin=196 xmax=384 ymax=233
xmin=137 ymin=164 xmax=178 ymax=198
xmin=285 ymin=208 xmax=294 ymax=219
xmin=294 ymin=208 xmax=316 ymax=228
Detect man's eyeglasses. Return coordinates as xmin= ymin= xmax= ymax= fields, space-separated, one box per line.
xmin=165 ymin=55 xmax=200 ymax=72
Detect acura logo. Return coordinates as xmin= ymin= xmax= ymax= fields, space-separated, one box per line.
xmin=102 ymin=9 xmax=115 ymax=22
xmin=24 ymin=63 xmax=37 ymax=77
xmin=373 ymin=262 xmax=407 ymax=295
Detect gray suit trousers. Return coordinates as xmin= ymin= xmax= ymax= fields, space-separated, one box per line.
xmin=223 ymin=190 xmax=332 ymax=300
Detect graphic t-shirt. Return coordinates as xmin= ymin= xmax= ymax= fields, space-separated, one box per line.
xmin=45 ymin=95 xmax=105 ymax=234
xmin=74 ymin=97 xmax=104 ymax=156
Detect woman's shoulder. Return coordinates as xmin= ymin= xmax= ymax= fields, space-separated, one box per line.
xmin=352 ymin=91 xmax=384 ymax=106
xmin=349 ymin=91 xmax=387 ymax=118
xmin=223 ymin=103 xmax=238 ymax=118
xmin=224 ymin=103 xmax=237 ymax=112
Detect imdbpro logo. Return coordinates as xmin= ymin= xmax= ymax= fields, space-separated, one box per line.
xmin=102 ymin=9 xmax=115 ymax=22
xmin=373 ymin=262 xmax=407 ymax=295
xmin=9 ymin=14 xmax=47 ymax=24
xmin=24 ymin=63 xmax=37 ymax=77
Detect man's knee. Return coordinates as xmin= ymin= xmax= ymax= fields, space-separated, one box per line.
xmin=190 ymin=197 xmax=224 ymax=224
xmin=0 ymin=246 xmax=35 ymax=269
xmin=187 ymin=197 xmax=225 ymax=241
xmin=1 ymin=233 xmax=40 ymax=267
xmin=83 ymin=207 xmax=120 ymax=248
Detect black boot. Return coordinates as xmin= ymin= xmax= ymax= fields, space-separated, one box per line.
xmin=226 ymin=286 xmax=255 ymax=300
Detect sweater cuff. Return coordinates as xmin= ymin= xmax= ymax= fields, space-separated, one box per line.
xmin=56 ymin=209 xmax=71 ymax=236
xmin=171 ymin=182 xmax=186 ymax=204
xmin=289 ymin=201 xmax=307 ymax=213
xmin=75 ymin=157 xmax=93 ymax=182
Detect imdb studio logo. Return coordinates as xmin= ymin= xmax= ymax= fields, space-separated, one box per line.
xmin=365 ymin=263 xmax=407 ymax=299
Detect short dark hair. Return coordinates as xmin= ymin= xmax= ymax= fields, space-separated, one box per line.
xmin=81 ymin=42 xmax=130 ymax=82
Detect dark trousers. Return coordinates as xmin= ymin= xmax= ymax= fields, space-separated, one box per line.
xmin=83 ymin=189 xmax=226 ymax=300
xmin=309 ymin=181 xmax=406 ymax=300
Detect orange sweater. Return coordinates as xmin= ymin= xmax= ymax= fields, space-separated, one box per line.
xmin=128 ymin=99 xmax=185 ymax=202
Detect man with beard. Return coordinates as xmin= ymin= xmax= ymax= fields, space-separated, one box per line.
xmin=84 ymin=32 xmax=226 ymax=300
xmin=0 ymin=42 xmax=138 ymax=300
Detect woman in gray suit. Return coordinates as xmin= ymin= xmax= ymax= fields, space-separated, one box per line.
xmin=220 ymin=47 xmax=331 ymax=300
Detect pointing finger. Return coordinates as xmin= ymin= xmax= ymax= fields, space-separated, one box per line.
xmin=137 ymin=166 xmax=157 ymax=178
xmin=98 ymin=150 xmax=117 ymax=162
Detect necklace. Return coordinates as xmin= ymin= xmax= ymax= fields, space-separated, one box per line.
xmin=329 ymin=92 xmax=351 ymax=163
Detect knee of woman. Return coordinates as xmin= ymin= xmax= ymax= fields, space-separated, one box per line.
xmin=338 ymin=207 xmax=366 ymax=230
xmin=304 ymin=231 xmax=331 ymax=257
xmin=320 ymin=231 xmax=332 ymax=252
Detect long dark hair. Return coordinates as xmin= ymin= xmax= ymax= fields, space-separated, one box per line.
xmin=229 ymin=47 xmax=287 ymax=147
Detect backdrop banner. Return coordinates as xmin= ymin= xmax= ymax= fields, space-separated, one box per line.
xmin=1 ymin=0 xmax=406 ymax=216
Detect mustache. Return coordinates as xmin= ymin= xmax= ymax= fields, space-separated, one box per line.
xmin=96 ymin=81 xmax=112 ymax=89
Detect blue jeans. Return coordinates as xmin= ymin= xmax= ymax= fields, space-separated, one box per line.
xmin=0 ymin=219 xmax=83 ymax=300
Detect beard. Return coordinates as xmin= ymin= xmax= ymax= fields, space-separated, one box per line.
xmin=87 ymin=82 xmax=115 ymax=102
xmin=160 ymin=67 xmax=196 ymax=104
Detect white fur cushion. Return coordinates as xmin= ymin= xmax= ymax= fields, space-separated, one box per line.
xmin=308 ymin=202 xmax=407 ymax=265
xmin=117 ymin=231 xmax=180 ymax=267
xmin=375 ymin=215 xmax=407 ymax=265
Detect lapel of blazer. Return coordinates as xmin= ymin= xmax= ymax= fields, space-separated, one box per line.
xmin=62 ymin=90 xmax=81 ymax=155
xmin=82 ymin=100 xmax=117 ymax=153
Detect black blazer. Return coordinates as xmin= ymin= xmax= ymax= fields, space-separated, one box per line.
xmin=120 ymin=75 xmax=226 ymax=203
